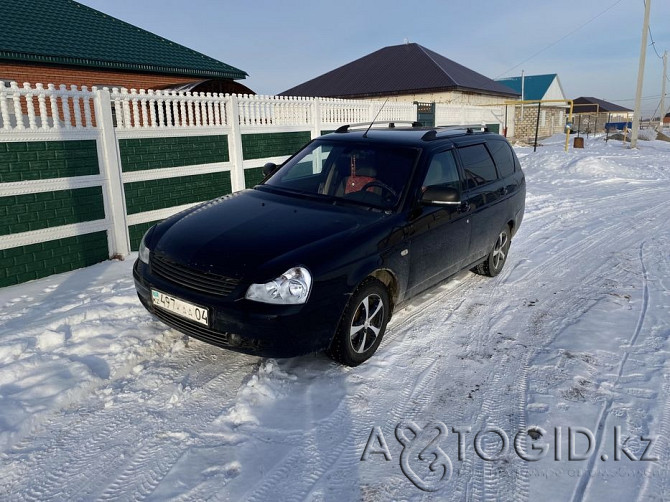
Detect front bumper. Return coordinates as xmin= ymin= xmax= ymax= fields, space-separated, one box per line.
xmin=133 ymin=260 xmax=349 ymax=358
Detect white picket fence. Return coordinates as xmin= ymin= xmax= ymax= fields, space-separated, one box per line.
xmin=0 ymin=81 xmax=98 ymax=130
xmin=107 ymin=89 xmax=420 ymax=130
xmin=0 ymin=81 xmax=511 ymax=133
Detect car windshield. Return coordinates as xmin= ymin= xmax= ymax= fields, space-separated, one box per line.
xmin=262 ymin=140 xmax=419 ymax=210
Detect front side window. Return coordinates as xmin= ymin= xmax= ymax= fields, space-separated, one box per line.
xmin=458 ymin=144 xmax=498 ymax=188
xmin=422 ymin=150 xmax=461 ymax=192
xmin=280 ymin=144 xmax=333 ymax=181
xmin=264 ymin=140 xmax=419 ymax=210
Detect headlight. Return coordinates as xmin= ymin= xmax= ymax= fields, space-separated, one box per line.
xmin=245 ymin=267 xmax=312 ymax=305
xmin=138 ymin=231 xmax=151 ymax=264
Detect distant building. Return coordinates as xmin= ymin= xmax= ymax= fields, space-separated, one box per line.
xmin=280 ymin=42 xmax=518 ymax=128
xmin=570 ymin=97 xmax=632 ymax=133
xmin=0 ymin=0 xmax=249 ymax=93
xmin=496 ymin=74 xmax=568 ymax=141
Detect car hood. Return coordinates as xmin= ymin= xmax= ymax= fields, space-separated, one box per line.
xmin=150 ymin=188 xmax=386 ymax=279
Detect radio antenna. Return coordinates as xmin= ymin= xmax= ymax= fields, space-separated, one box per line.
xmin=363 ymin=98 xmax=389 ymax=138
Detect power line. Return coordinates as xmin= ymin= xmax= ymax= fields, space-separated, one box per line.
xmin=648 ymin=30 xmax=664 ymax=60
xmin=613 ymin=94 xmax=662 ymax=102
xmin=495 ymin=0 xmax=625 ymax=78
xmin=649 ymin=99 xmax=662 ymax=119
xmin=644 ymin=0 xmax=665 ymax=60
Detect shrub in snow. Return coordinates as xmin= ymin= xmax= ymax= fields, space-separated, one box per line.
xmin=637 ymin=128 xmax=658 ymax=141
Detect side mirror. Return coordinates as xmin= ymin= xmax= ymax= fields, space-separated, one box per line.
xmin=262 ymin=162 xmax=278 ymax=176
xmin=421 ymin=186 xmax=461 ymax=206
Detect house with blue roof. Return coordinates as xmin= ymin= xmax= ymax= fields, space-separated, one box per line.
xmin=496 ymin=73 xmax=568 ymax=141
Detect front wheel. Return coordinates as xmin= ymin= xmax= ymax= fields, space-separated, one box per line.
xmin=328 ymin=278 xmax=390 ymax=366
xmin=474 ymin=225 xmax=511 ymax=277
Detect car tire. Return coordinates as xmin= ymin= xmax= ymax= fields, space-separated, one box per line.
xmin=328 ymin=278 xmax=390 ymax=366
xmin=474 ymin=225 xmax=511 ymax=277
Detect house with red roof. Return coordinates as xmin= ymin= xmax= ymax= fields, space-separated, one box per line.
xmin=0 ymin=0 xmax=250 ymax=94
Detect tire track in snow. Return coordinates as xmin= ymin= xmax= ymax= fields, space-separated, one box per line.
xmin=570 ymin=241 xmax=650 ymax=502
xmin=637 ymin=237 xmax=670 ymax=502
xmin=95 ymin=362 xmax=253 ymax=502
xmin=445 ymin=183 xmax=670 ymax=501
xmin=2 ymin=343 xmax=258 ymax=501
xmin=128 ymin=278 xmax=477 ymax=501
xmin=238 ymin=347 xmax=445 ymax=502
xmin=201 ymin=279 xmax=475 ymax=501
xmin=506 ymin=185 xmax=666 ymax=287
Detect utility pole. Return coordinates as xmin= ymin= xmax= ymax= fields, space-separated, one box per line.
xmin=657 ymin=50 xmax=667 ymax=132
xmin=631 ymin=0 xmax=652 ymax=148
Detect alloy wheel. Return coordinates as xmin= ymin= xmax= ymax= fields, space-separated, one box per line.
xmin=349 ymin=294 xmax=385 ymax=354
xmin=492 ymin=230 xmax=508 ymax=270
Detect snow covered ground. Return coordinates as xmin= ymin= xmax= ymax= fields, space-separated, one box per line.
xmin=1 ymin=134 xmax=669 ymax=501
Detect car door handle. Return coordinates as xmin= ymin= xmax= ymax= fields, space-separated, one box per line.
xmin=459 ymin=201 xmax=471 ymax=213
xmin=498 ymin=187 xmax=508 ymax=196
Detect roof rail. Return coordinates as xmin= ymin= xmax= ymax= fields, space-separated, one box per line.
xmin=438 ymin=124 xmax=489 ymax=132
xmin=335 ymin=121 xmax=423 ymax=133
xmin=421 ymin=124 xmax=490 ymax=141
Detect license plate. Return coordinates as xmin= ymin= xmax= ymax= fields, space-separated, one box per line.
xmin=151 ymin=290 xmax=209 ymax=326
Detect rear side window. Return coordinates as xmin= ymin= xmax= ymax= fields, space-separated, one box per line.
xmin=487 ymin=140 xmax=515 ymax=178
xmin=458 ymin=144 xmax=498 ymax=188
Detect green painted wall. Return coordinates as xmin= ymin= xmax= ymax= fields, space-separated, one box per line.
xmin=0 ymin=187 xmax=105 ymax=235
xmin=0 ymin=231 xmax=108 ymax=287
xmin=0 ymin=140 xmax=99 ymax=182
xmin=124 ymin=171 xmax=231 ymax=215
xmin=244 ymin=167 xmax=265 ymax=188
xmin=0 ymin=131 xmax=324 ymax=287
xmin=241 ymin=131 xmax=310 ymax=160
xmin=119 ymin=135 xmax=229 ymax=172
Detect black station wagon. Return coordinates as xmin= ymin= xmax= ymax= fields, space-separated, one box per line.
xmin=133 ymin=123 xmax=525 ymax=365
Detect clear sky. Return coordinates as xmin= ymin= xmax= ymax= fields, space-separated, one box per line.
xmin=77 ymin=0 xmax=670 ymax=117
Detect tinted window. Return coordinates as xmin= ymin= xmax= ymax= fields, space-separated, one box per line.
xmin=422 ymin=150 xmax=461 ymax=191
xmin=282 ymin=144 xmax=333 ymax=180
xmin=458 ymin=144 xmax=498 ymax=188
xmin=265 ymin=141 xmax=418 ymax=209
xmin=487 ymin=140 xmax=515 ymax=178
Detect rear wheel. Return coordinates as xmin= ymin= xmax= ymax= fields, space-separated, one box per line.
xmin=474 ymin=225 xmax=511 ymax=277
xmin=328 ymin=278 xmax=390 ymax=366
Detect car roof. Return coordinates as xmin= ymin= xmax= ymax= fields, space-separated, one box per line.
xmin=318 ymin=124 xmax=502 ymax=149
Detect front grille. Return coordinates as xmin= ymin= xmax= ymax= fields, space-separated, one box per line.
xmin=153 ymin=307 xmax=232 ymax=348
xmin=151 ymin=253 xmax=239 ymax=297
xmin=153 ymin=307 xmax=262 ymax=352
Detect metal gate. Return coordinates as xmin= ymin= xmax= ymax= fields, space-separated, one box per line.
xmin=415 ymin=102 xmax=435 ymax=127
